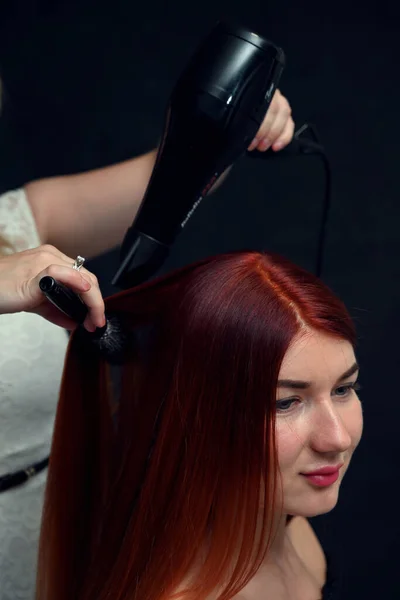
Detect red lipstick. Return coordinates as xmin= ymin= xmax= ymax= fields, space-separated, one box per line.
xmin=302 ymin=464 xmax=343 ymax=488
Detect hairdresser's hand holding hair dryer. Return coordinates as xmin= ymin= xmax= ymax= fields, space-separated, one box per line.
xmin=0 ymin=88 xmax=293 ymax=328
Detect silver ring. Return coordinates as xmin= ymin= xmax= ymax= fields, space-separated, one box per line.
xmin=72 ymin=255 xmax=85 ymax=271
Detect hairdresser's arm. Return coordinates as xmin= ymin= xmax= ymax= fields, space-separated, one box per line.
xmin=25 ymin=150 xmax=157 ymax=259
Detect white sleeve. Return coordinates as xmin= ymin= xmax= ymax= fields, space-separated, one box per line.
xmin=0 ymin=188 xmax=41 ymax=254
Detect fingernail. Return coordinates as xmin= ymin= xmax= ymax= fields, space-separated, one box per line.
xmin=259 ymin=138 xmax=271 ymax=151
xmin=273 ymin=141 xmax=283 ymax=151
xmin=248 ymin=137 xmax=259 ymax=151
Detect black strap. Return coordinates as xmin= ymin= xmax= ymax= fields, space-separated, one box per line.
xmin=0 ymin=456 xmax=49 ymax=493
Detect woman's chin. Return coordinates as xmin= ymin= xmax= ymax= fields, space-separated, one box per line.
xmin=285 ymin=486 xmax=340 ymax=518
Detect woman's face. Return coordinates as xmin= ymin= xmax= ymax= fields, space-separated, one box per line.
xmin=276 ymin=329 xmax=363 ymax=517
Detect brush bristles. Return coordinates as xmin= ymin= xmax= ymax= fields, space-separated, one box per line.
xmin=76 ymin=314 xmax=132 ymax=365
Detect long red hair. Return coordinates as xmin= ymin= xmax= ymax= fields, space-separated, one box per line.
xmin=36 ymin=251 xmax=355 ymax=600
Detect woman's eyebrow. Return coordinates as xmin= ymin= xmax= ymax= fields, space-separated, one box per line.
xmin=336 ymin=362 xmax=359 ymax=382
xmin=277 ymin=362 xmax=359 ymax=390
xmin=277 ymin=379 xmax=311 ymax=390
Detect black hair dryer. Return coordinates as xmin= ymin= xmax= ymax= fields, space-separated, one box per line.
xmin=113 ymin=22 xmax=285 ymax=288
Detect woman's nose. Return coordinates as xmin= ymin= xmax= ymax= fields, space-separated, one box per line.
xmin=309 ymin=403 xmax=352 ymax=455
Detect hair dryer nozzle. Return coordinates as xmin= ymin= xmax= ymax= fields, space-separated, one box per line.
xmin=112 ymin=229 xmax=169 ymax=288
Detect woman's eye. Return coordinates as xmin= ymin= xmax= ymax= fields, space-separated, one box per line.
xmin=334 ymin=382 xmax=361 ymax=398
xmin=276 ymin=398 xmax=298 ymax=412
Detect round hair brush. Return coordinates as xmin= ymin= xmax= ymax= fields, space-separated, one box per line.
xmin=39 ymin=276 xmax=131 ymax=365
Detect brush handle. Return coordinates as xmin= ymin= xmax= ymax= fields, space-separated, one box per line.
xmin=39 ymin=276 xmax=88 ymax=324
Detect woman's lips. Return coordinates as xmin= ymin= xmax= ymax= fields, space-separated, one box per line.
xmin=301 ymin=464 xmax=343 ymax=488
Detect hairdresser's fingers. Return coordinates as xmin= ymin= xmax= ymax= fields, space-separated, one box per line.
xmin=28 ymin=264 xmax=91 ymax=308
xmin=271 ymin=117 xmax=295 ymax=152
xmin=24 ymin=243 xmax=73 ymax=265
xmin=21 ymin=245 xmax=88 ymax=285
xmin=50 ymin=265 xmax=106 ymax=332
xmin=257 ymin=99 xmax=292 ymax=152
xmin=260 ymin=105 xmax=294 ymax=152
xmin=36 ymin=246 xmax=94 ymax=276
xmin=32 ymin=246 xmax=101 ymax=293
xmin=44 ymin=251 xmax=102 ymax=296
xmin=248 ymin=95 xmax=278 ymax=151
xmin=76 ymin=270 xmax=106 ymax=332
xmin=27 ymin=246 xmax=94 ymax=283
xmin=29 ymin=264 xmax=105 ymax=331
xmin=249 ymin=90 xmax=293 ymax=152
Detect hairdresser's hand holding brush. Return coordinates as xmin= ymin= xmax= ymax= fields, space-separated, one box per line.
xmin=0 ymin=244 xmax=105 ymax=332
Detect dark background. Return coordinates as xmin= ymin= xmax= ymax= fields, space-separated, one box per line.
xmin=0 ymin=1 xmax=399 ymax=597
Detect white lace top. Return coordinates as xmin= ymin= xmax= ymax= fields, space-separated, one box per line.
xmin=0 ymin=188 xmax=69 ymax=600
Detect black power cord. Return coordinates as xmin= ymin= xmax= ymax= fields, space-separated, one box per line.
xmin=247 ymin=123 xmax=331 ymax=279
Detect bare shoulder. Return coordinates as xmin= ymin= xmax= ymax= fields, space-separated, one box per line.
xmin=287 ymin=516 xmax=327 ymax=587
